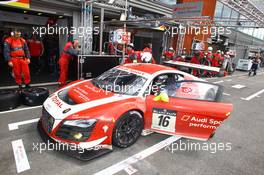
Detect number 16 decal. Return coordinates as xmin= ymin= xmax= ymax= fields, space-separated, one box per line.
xmin=152 ymin=108 xmax=177 ymax=133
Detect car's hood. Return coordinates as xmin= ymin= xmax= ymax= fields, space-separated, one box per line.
xmin=68 ymin=80 xmax=114 ymax=104
xmin=43 ymin=80 xmax=134 ymax=122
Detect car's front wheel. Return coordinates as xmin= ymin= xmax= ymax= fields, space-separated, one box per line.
xmin=112 ymin=111 xmax=143 ymax=148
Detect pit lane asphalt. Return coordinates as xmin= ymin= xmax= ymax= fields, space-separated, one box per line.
xmin=0 ymin=70 xmax=263 ymax=175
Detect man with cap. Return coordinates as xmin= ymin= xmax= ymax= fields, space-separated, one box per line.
xmin=213 ymin=50 xmax=222 ymax=67
xmin=190 ymin=47 xmax=202 ymax=76
xmin=211 ymin=50 xmax=222 ymax=76
xmin=200 ymin=47 xmax=213 ymax=77
xmin=4 ymin=29 xmax=31 ymax=90
xmin=125 ymin=43 xmax=140 ymax=64
xmin=207 ymin=47 xmax=213 ymax=62
xmin=163 ymin=47 xmax=176 ymax=62
xmin=143 ymin=43 xmax=152 ymax=53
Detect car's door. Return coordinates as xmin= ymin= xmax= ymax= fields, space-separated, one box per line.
xmin=145 ymin=80 xmax=233 ymax=141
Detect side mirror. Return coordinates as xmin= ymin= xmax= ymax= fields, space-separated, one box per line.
xmin=153 ymin=92 xmax=169 ymax=103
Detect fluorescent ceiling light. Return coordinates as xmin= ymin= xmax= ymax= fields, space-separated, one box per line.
xmin=108 ymin=0 xmax=115 ymax=4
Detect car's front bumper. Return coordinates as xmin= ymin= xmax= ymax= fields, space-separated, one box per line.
xmin=37 ymin=120 xmax=112 ymax=161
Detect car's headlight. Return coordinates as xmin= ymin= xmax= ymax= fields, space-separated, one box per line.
xmin=56 ymin=119 xmax=97 ymax=142
xmin=63 ymin=119 xmax=97 ymax=128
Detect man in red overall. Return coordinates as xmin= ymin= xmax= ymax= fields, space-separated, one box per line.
xmin=27 ymin=35 xmax=44 ymax=74
xmin=211 ymin=50 xmax=222 ymax=76
xmin=4 ymin=30 xmax=31 ymax=90
xmin=124 ymin=43 xmax=141 ymax=64
xmin=202 ymin=47 xmax=213 ymax=77
xmin=163 ymin=47 xmax=176 ymax=62
xmin=58 ymin=40 xmax=79 ymax=86
xmin=190 ymin=50 xmax=201 ymax=76
xmin=143 ymin=43 xmax=152 ymax=53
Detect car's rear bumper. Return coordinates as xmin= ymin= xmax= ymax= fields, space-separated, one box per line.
xmin=37 ymin=120 xmax=112 ymax=161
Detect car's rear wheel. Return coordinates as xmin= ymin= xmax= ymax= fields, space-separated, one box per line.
xmin=112 ymin=111 xmax=143 ymax=148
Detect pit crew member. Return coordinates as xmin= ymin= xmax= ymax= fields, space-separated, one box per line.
xmin=4 ymin=29 xmax=31 ymax=90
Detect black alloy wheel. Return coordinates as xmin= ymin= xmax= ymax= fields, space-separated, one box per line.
xmin=112 ymin=111 xmax=143 ymax=148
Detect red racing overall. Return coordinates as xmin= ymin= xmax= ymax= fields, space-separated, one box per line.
xmin=58 ymin=42 xmax=78 ymax=85
xmin=190 ymin=52 xmax=201 ymax=76
xmin=4 ymin=37 xmax=31 ymax=85
xmin=124 ymin=50 xmax=141 ymax=64
xmin=163 ymin=51 xmax=175 ymax=61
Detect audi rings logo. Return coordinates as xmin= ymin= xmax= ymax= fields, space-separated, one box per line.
xmin=0 ymin=0 xmax=18 ymax=4
xmin=181 ymin=115 xmax=191 ymax=121
xmin=181 ymin=87 xmax=192 ymax=93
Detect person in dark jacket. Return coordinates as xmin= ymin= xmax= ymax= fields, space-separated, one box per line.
xmin=249 ymin=56 xmax=261 ymax=76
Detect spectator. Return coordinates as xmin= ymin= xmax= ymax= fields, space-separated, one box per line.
xmin=249 ymin=56 xmax=261 ymax=76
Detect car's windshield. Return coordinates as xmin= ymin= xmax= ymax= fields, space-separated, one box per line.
xmin=92 ymin=68 xmax=147 ymax=95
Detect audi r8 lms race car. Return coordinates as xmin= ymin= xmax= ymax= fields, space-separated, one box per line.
xmin=38 ymin=63 xmax=233 ymax=160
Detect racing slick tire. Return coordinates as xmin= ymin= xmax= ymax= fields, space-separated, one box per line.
xmin=21 ymin=87 xmax=49 ymax=106
xmin=0 ymin=90 xmax=21 ymax=111
xmin=112 ymin=111 xmax=143 ymax=148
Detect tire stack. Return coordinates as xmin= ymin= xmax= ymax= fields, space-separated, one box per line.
xmin=0 ymin=87 xmax=49 ymax=112
xmin=21 ymin=87 xmax=49 ymax=106
xmin=0 ymin=90 xmax=21 ymax=112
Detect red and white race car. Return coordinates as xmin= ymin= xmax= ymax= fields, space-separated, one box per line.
xmin=38 ymin=63 xmax=233 ymax=160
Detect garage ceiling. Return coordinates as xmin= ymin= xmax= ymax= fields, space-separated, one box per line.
xmin=249 ymin=0 xmax=264 ymax=12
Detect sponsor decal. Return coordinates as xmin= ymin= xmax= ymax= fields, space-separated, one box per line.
xmin=73 ymin=87 xmax=90 ymax=102
xmin=180 ymin=115 xmax=223 ymax=129
xmin=181 ymin=115 xmax=191 ymax=121
xmin=62 ymin=108 xmax=71 ymax=114
xmin=102 ymin=125 xmax=109 ymax=133
xmin=51 ymin=96 xmax=63 ymax=108
xmin=118 ymin=66 xmax=149 ymax=77
xmin=181 ymin=87 xmax=192 ymax=93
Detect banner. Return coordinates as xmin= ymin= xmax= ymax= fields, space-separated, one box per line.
xmin=0 ymin=0 xmax=30 ymax=9
xmin=164 ymin=61 xmax=220 ymax=72
xmin=173 ymin=2 xmax=203 ymax=17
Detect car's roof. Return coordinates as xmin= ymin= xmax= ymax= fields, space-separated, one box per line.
xmin=121 ymin=63 xmax=176 ymax=75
